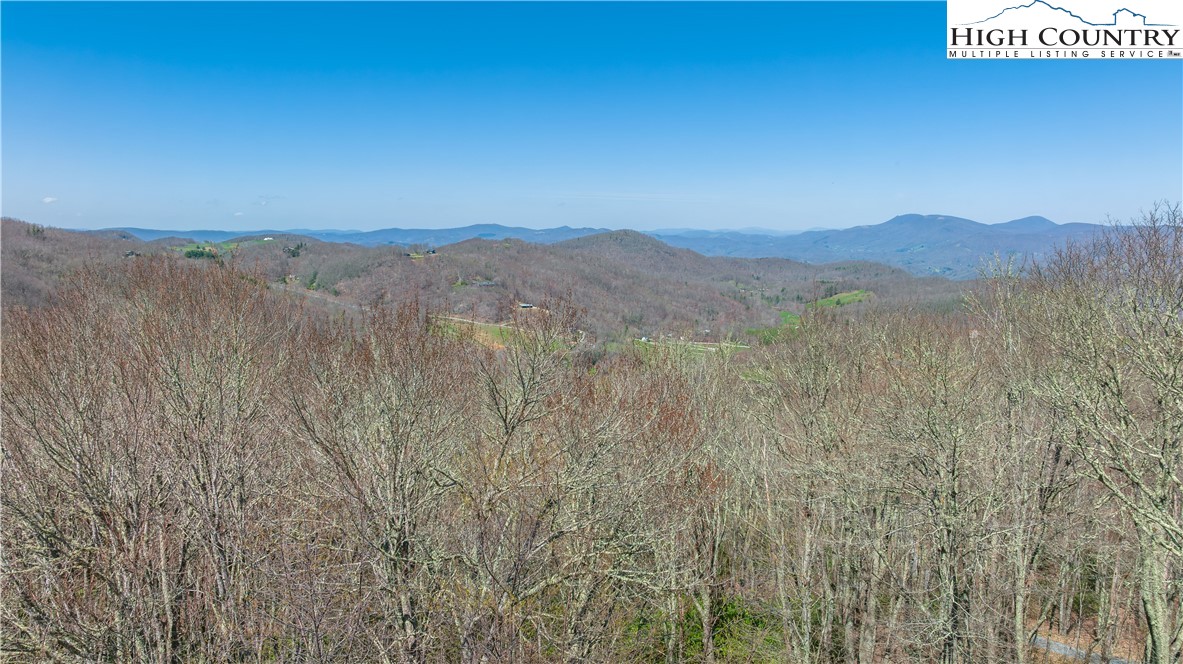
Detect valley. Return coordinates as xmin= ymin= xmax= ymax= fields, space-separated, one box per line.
xmin=2 ymin=217 xmax=967 ymax=345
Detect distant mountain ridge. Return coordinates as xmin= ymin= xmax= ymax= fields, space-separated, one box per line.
xmin=650 ymin=214 xmax=1107 ymax=278
xmin=94 ymin=214 xmax=1108 ymax=279
xmin=101 ymin=224 xmax=609 ymax=247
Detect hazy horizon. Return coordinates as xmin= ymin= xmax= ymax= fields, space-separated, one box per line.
xmin=41 ymin=211 xmax=1107 ymax=237
xmin=3 ymin=2 xmax=1180 ymax=232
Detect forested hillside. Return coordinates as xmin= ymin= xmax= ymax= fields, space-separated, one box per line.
xmin=1 ymin=219 xmax=964 ymax=344
xmin=1 ymin=220 xmax=153 ymax=307
xmin=2 ymin=205 xmax=1180 ymax=663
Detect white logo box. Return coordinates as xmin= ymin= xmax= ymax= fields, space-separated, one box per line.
xmin=947 ymin=0 xmax=1183 ymax=58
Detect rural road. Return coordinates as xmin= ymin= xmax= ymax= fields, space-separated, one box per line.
xmin=1032 ymin=635 xmax=1137 ymax=663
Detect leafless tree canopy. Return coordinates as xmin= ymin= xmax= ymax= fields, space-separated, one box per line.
xmin=3 ymin=204 xmax=1181 ymax=662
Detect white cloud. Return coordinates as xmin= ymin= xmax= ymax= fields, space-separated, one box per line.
xmin=233 ymin=211 xmax=244 ymax=217
xmin=41 ymin=197 xmax=58 ymax=204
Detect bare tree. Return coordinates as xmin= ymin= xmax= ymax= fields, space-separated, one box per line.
xmin=289 ymin=301 xmax=472 ymax=662
xmin=3 ymin=259 xmax=302 ymax=661
xmin=1019 ymin=203 xmax=1183 ymax=664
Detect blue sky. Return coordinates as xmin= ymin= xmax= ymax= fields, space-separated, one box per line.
xmin=2 ymin=2 xmax=1180 ymax=232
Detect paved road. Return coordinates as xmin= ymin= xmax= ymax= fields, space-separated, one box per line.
xmin=1032 ymin=635 xmax=1137 ymax=663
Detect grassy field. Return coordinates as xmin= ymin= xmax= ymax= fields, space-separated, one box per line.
xmin=811 ymin=289 xmax=872 ymax=308
xmin=174 ymin=238 xmax=277 ymax=257
xmin=746 ymin=291 xmax=872 ymax=343
xmin=746 ymin=310 xmax=802 ymax=344
xmin=433 ymin=316 xmax=517 ymax=347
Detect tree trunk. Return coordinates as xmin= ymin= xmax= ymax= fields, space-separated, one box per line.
xmin=1139 ymin=541 xmax=1171 ymax=664
xmin=1014 ymin=553 xmax=1029 ymax=664
xmin=698 ymin=583 xmax=716 ymax=664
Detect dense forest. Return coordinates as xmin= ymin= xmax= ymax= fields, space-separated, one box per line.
xmin=2 ymin=204 xmax=1181 ymax=663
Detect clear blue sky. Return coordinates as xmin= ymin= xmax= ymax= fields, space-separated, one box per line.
xmin=3 ymin=1 xmax=1180 ymax=232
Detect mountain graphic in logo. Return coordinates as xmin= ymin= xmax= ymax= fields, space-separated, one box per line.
xmin=964 ymin=0 xmax=1174 ymax=26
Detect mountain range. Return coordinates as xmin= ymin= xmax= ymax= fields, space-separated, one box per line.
xmin=3 ymin=218 xmax=964 ymax=343
xmin=98 ymin=214 xmax=1107 ymax=279
xmin=98 ymin=224 xmax=609 ymax=248
xmin=651 ymin=214 xmax=1106 ymax=278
